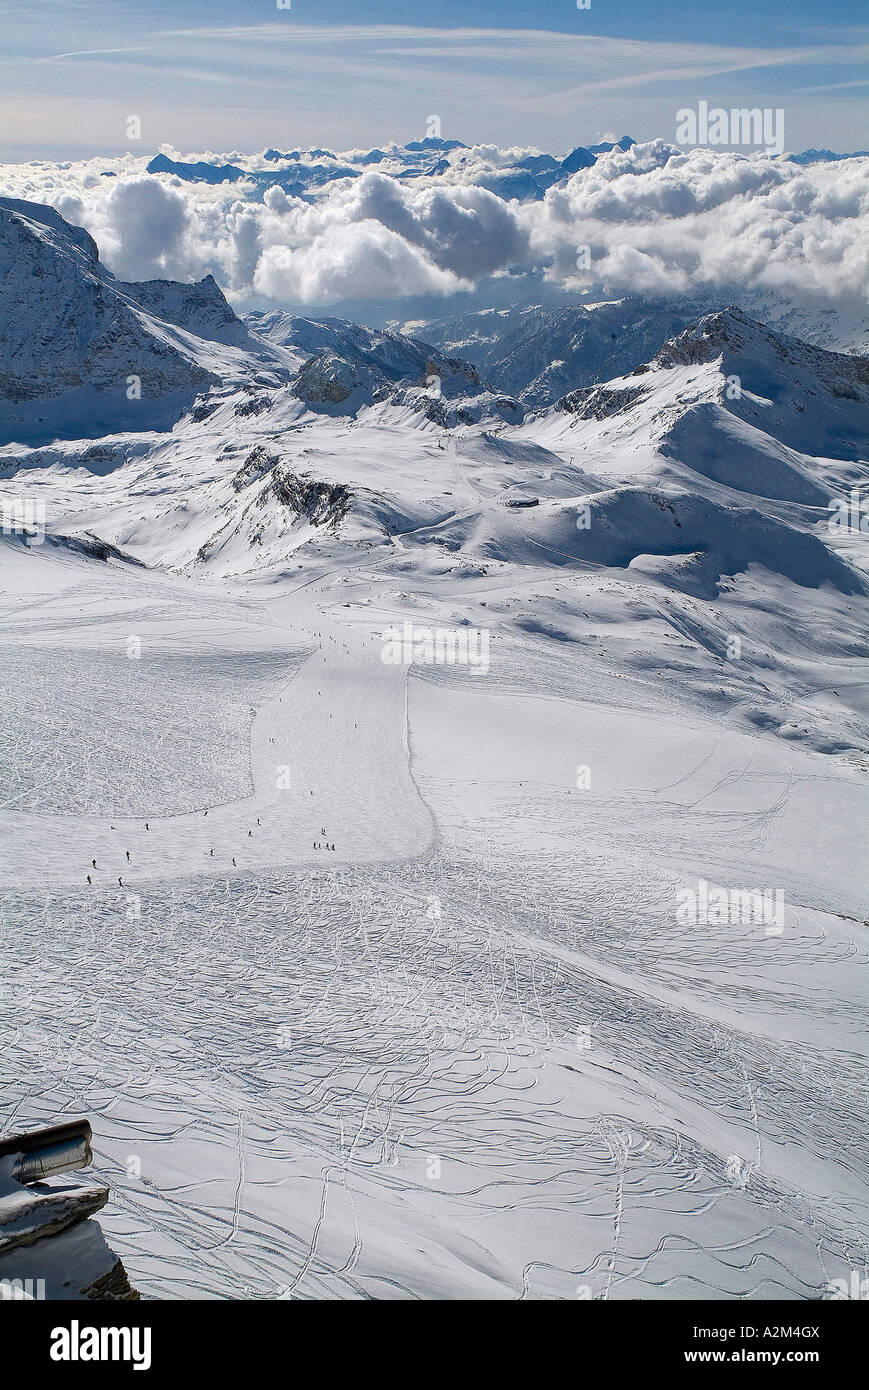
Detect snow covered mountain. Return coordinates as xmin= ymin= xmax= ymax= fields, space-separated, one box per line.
xmin=545 ymin=306 xmax=869 ymax=509
xmin=1 ymin=202 xmax=864 ymax=606
xmin=249 ymin=309 xmax=522 ymax=422
xmin=418 ymin=297 xmax=699 ymax=405
xmin=250 ymin=309 xmax=485 ymax=391
xmin=0 ymin=197 xmax=281 ymax=444
xmin=420 ymin=295 xmax=869 ymax=406
xmin=650 ymin=307 xmax=869 ymax=469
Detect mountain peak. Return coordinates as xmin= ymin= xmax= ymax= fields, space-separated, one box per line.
xmin=0 ymin=195 xmax=102 ymax=269
xmin=653 ymin=306 xmax=869 ymax=396
xmin=404 ymin=137 xmax=466 ymax=153
xmin=653 ymin=306 xmax=784 ymax=368
xmin=0 ymin=198 xmax=258 ymax=443
xmin=145 ymin=153 xmax=247 ymax=184
xmin=560 ymin=145 xmax=596 ymax=174
xmin=587 ymin=135 xmax=636 ymax=154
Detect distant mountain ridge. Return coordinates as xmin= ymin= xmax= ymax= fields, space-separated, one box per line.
xmin=139 ymin=136 xmax=867 ymax=204
xmin=144 ymin=136 xmax=639 ymax=202
xmin=419 ymin=294 xmax=869 ymax=405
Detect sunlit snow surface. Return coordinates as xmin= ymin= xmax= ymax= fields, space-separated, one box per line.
xmin=1 ymin=323 xmax=868 ymax=1299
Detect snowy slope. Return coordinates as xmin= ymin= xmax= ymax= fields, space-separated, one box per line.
xmin=1 ymin=201 xmax=867 ymax=1303
xmin=531 ymin=308 xmax=868 ymax=513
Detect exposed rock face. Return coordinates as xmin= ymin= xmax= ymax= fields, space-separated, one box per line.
xmin=192 ymin=445 xmax=353 ymax=565
xmin=265 ymin=465 xmax=351 ymax=528
xmin=284 ymin=332 xmax=516 ymax=423
xmin=384 ymin=384 xmax=524 ymax=427
xmin=82 ymin=1258 xmax=140 ymax=1300
xmin=293 ymin=351 xmax=373 ymax=404
xmin=231 ymin=444 xmax=281 ymax=491
xmin=423 ymin=356 xmax=480 ymax=391
xmin=0 ymin=1177 xmax=109 ymax=1254
xmin=253 ymin=313 xmax=485 ymax=388
xmin=557 ymin=384 xmax=649 ymax=418
xmin=117 ymin=273 xmax=253 ymax=347
xmin=234 ymin=393 xmax=274 ymax=416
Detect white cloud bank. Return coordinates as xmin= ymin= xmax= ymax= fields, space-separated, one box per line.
xmin=2 ymin=141 xmax=867 ymax=310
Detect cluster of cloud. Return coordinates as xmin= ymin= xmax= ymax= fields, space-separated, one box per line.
xmin=534 ymin=140 xmax=869 ymax=303
xmin=3 ymin=140 xmax=867 ymax=311
xmin=251 ymin=175 xmax=530 ymax=302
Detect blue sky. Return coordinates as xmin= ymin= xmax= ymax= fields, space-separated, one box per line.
xmin=1 ymin=0 xmax=866 ymax=159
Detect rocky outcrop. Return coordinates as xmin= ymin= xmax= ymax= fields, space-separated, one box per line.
xmin=557 ymin=383 xmax=649 ymax=418
xmin=231 ymin=444 xmax=281 ymax=491
xmin=292 ymin=351 xmax=378 ymax=404
xmin=266 ymin=465 xmax=351 ymax=527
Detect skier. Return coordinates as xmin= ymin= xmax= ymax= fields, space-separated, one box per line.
xmin=92 ymin=859 xmax=97 ymax=869
xmin=87 ymin=875 xmax=91 ymax=885
xmin=126 ymin=851 xmax=131 ymax=861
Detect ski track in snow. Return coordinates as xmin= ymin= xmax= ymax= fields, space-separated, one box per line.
xmin=1 ymin=540 xmax=867 ymax=1301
